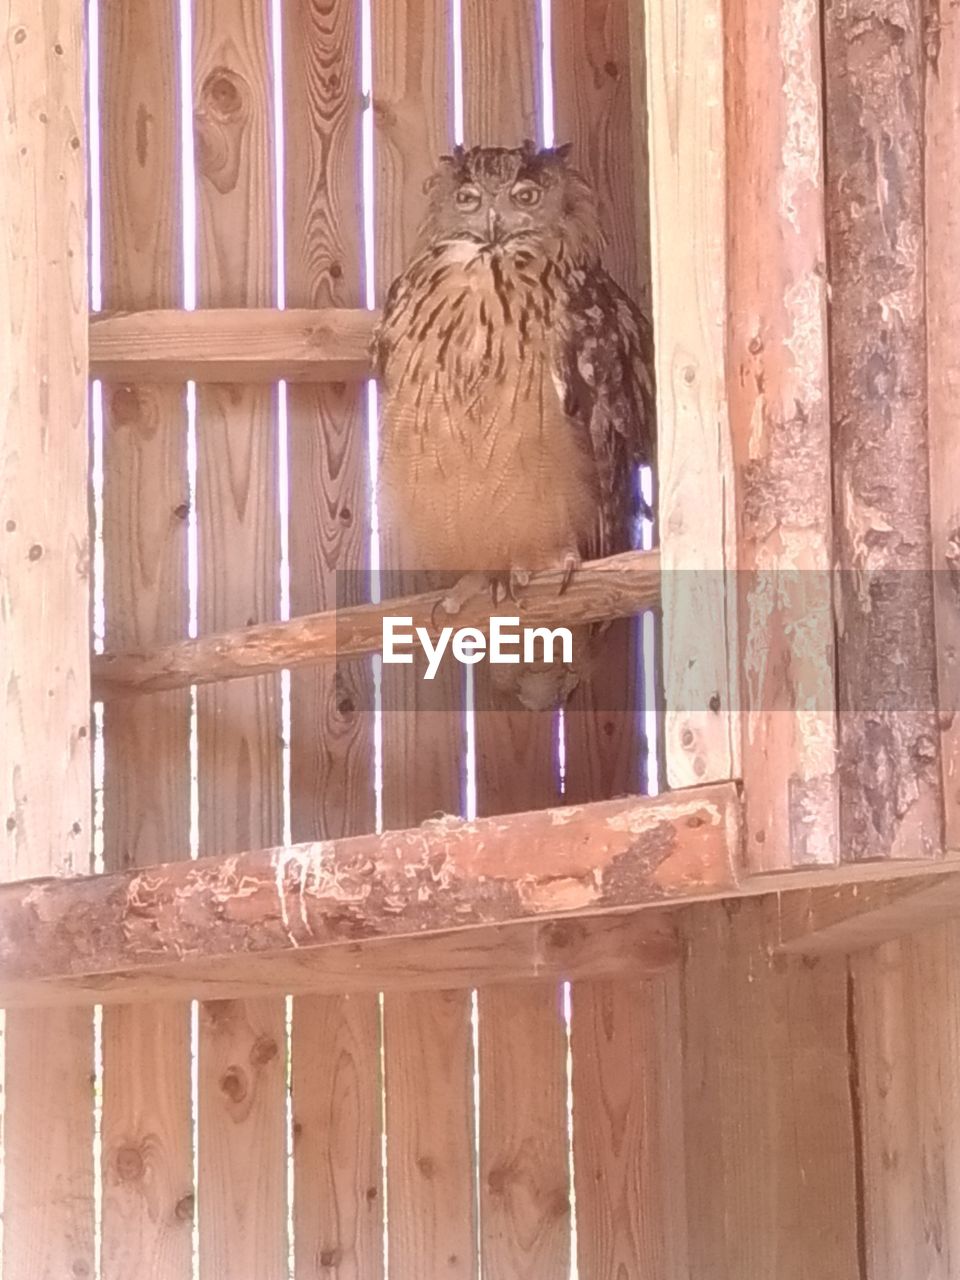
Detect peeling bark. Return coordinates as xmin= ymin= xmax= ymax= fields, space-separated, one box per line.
xmin=825 ymin=0 xmax=943 ymax=860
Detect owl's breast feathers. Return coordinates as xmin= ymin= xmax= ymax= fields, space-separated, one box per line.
xmin=374 ymin=236 xmax=655 ymax=564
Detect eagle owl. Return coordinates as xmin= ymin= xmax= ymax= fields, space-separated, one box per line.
xmin=374 ymin=142 xmax=655 ymax=709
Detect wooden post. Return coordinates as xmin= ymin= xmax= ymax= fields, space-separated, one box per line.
xmin=98 ymin=2 xmax=194 ymax=1275
xmin=282 ymin=3 xmax=384 ymax=1276
xmin=925 ymin=0 xmax=960 ymax=849
xmin=824 ymin=0 xmax=942 ymax=861
xmin=191 ymin=1 xmax=287 ymax=1271
xmin=645 ymin=0 xmax=739 ymax=790
xmin=0 ymin=2 xmax=95 ymax=1275
xmin=726 ymin=0 xmax=838 ymax=870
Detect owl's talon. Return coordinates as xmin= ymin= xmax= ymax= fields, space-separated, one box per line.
xmin=508 ymin=568 xmax=532 ymax=605
xmin=435 ymin=571 xmax=491 ymax=623
xmin=559 ymin=553 xmax=580 ymax=596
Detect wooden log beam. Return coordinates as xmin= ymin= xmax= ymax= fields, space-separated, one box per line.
xmin=0 ymin=785 xmax=740 ymax=992
xmin=0 ymin=911 xmax=681 ymax=1010
xmin=92 ymin=548 xmax=661 ymax=697
xmin=89 ymin=306 xmax=376 ymax=383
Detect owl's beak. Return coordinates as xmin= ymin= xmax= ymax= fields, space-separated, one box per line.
xmin=487 ymin=208 xmax=503 ymax=243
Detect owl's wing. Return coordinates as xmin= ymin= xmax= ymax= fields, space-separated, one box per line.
xmin=553 ymin=267 xmax=656 ymax=557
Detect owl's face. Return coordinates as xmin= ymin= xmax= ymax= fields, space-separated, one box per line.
xmin=419 ymin=142 xmax=603 ymax=262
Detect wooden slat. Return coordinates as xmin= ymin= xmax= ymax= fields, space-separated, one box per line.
xmin=0 ymin=1 xmax=94 ymax=1275
xmin=926 ymin=0 xmax=960 ymax=849
xmin=191 ymin=2 xmax=287 ymax=1273
xmin=553 ymin=0 xmax=649 ymax=805
xmin=824 ymin=0 xmax=941 ymax=861
xmin=571 ymin=974 xmax=689 ymax=1279
xmin=98 ymin=2 xmax=193 ymax=1275
xmin=89 ymin=306 xmax=374 ymax=383
xmin=384 ymin=992 xmax=477 ymax=1278
xmin=0 ymin=784 xmax=742 ymax=984
xmin=372 ymin=6 xmax=477 ymax=1277
xmin=680 ymin=898 xmax=860 ymax=1277
xmin=478 ymin=985 xmax=570 ymax=1278
xmin=644 ymin=0 xmax=738 ymax=788
xmin=726 ymin=0 xmax=837 ymax=869
xmin=851 ymin=924 xmax=960 ymax=1279
xmin=282 ymin=3 xmax=382 ymax=1276
xmin=93 ymin=548 xmax=661 ymax=697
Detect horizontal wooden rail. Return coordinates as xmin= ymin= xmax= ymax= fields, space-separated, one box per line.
xmin=90 ymin=307 xmax=377 ymax=383
xmin=0 ymin=784 xmax=741 ymax=1006
xmin=93 ymin=549 xmax=661 ymax=697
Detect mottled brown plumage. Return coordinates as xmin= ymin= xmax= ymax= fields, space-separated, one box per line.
xmin=374 ymin=141 xmax=655 ymax=708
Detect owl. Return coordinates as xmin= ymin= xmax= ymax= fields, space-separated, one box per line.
xmin=373 ymin=141 xmax=655 ymax=709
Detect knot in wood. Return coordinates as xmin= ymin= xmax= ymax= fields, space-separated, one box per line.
xmin=115 ymin=1145 xmax=145 ymax=1182
xmin=110 ymin=385 xmax=141 ymax=425
xmin=249 ymin=1033 xmax=279 ymax=1066
xmin=175 ymin=1193 xmax=195 ymax=1222
xmin=219 ymin=1065 xmax=248 ymax=1103
xmin=200 ymin=67 xmax=245 ymax=121
xmin=319 ymin=1248 xmax=341 ymax=1269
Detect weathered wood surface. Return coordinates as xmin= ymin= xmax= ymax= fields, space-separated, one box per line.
xmin=97 ymin=2 xmax=194 ymax=1275
xmin=0 ymin=912 xmax=681 ymax=1010
xmin=283 ymin=3 xmax=383 ymax=1278
xmin=0 ymin=785 xmax=740 ymax=984
xmin=89 ymin=306 xmax=375 ymax=382
xmin=727 ymin=0 xmax=838 ymax=870
xmin=0 ymin=1 xmax=95 ymax=1275
xmin=191 ymin=1 xmax=287 ymax=1273
xmin=926 ymin=0 xmax=960 ymax=849
xmin=93 ymin=548 xmax=661 ymax=697
xmin=851 ymin=924 xmax=960 ymax=1278
xmin=645 ymin=0 xmax=739 ymax=789
xmin=680 ymin=898 xmax=861 ymax=1277
xmin=825 ymin=0 xmax=942 ymax=861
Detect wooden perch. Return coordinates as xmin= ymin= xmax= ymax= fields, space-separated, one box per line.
xmin=92 ymin=549 xmax=661 ymax=697
xmin=89 ymin=307 xmax=377 ymax=383
xmin=0 ymin=784 xmax=741 ymax=997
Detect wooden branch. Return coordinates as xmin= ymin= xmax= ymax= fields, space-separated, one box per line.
xmin=777 ymin=868 xmax=960 ymax=955
xmin=89 ymin=307 xmax=377 ymax=383
xmin=92 ymin=549 xmax=661 ymax=697
xmin=0 ymin=911 xmax=680 ymax=1010
xmin=0 ymin=784 xmax=741 ymax=997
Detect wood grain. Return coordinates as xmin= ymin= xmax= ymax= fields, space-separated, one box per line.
xmin=726 ymin=0 xmax=838 ymax=869
xmin=89 ymin=306 xmax=374 ymax=382
xmin=283 ymin=3 xmax=383 ymax=1276
xmin=384 ymin=992 xmax=478 ymax=1278
xmin=93 ymin=549 xmax=661 ymax=697
xmin=570 ymin=975 xmax=689 ymax=1278
xmin=191 ymin=1 xmax=287 ymax=1273
xmin=478 ymin=985 xmax=570 ymax=1278
xmin=680 ymin=898 xmax=860 ymax=1278
xmin=851 ymin=924 xmax=960 ymax=1279
xmin=553 ymin=0 xmax=650 ymax=805
xmin=824 ymin=0 xmax=941 ymax=861
xmin=926 ymin=0 xmax=960 ymax=848
xmin=98 ymin=2 xmax=193 ymax=1275
xmin=0 ymin=1 xmax=94 ymax=1275
xmin=644 ymin=0 xmax=739 ymax=788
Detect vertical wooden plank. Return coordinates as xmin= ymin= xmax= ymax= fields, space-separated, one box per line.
xmin=283 ymin=3 xmax=383 ymax=1276
xmin=851 ymin=924 xmax=960 ymax=1280
xmin=372 ymin=6 xmax=476 ymax=1279
xmin=553 ymin=0 xmax=649 ymax=804
xmin=192 ymin=1 xmax=286 ymax=1274
xmin=0 ymin=1 xmax=94 ymax=1276
xmin=926 ymin=0 xmax=960 ymax=849
xmin=478 ymin=985 xmax=570 ymax=1279
xmin=383 ymin=992 xmax=477 ymax=1277
xmin=570 ymin=974 xmax=689 ymax=1279
xmin=824 ymin=0 xmax=941 ymax=861
xmin=644 ymin=0 xmax=739 ymax=789
xmin=99 ymin=2 xmax=194 ymax=1275
xmin=726 ymin=0 xmax=837 ymax=869
xmin=681 ymin=899 xmax=860 ymax=1278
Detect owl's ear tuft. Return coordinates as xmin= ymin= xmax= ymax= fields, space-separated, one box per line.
xmin=520 ymin=137 xmax=538 ymax=157
xmin=553 ymin=141 xmax=574 ymax=162
xmin=424 ymin=148 xmax=465 ymax=194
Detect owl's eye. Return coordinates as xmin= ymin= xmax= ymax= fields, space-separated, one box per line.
xmin=510 ymin=182 xmax=542 ymax=208
xmin=455 ymin=185 xmax=482 ymax=211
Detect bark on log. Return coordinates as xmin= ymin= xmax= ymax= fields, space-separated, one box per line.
xmin=92 ymin=549 xmax=661 ymax=697
xmin=824 ymin=0 xmax=943 ymax=860
xmin=0 ymin=785 xmax=741 ymax=985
